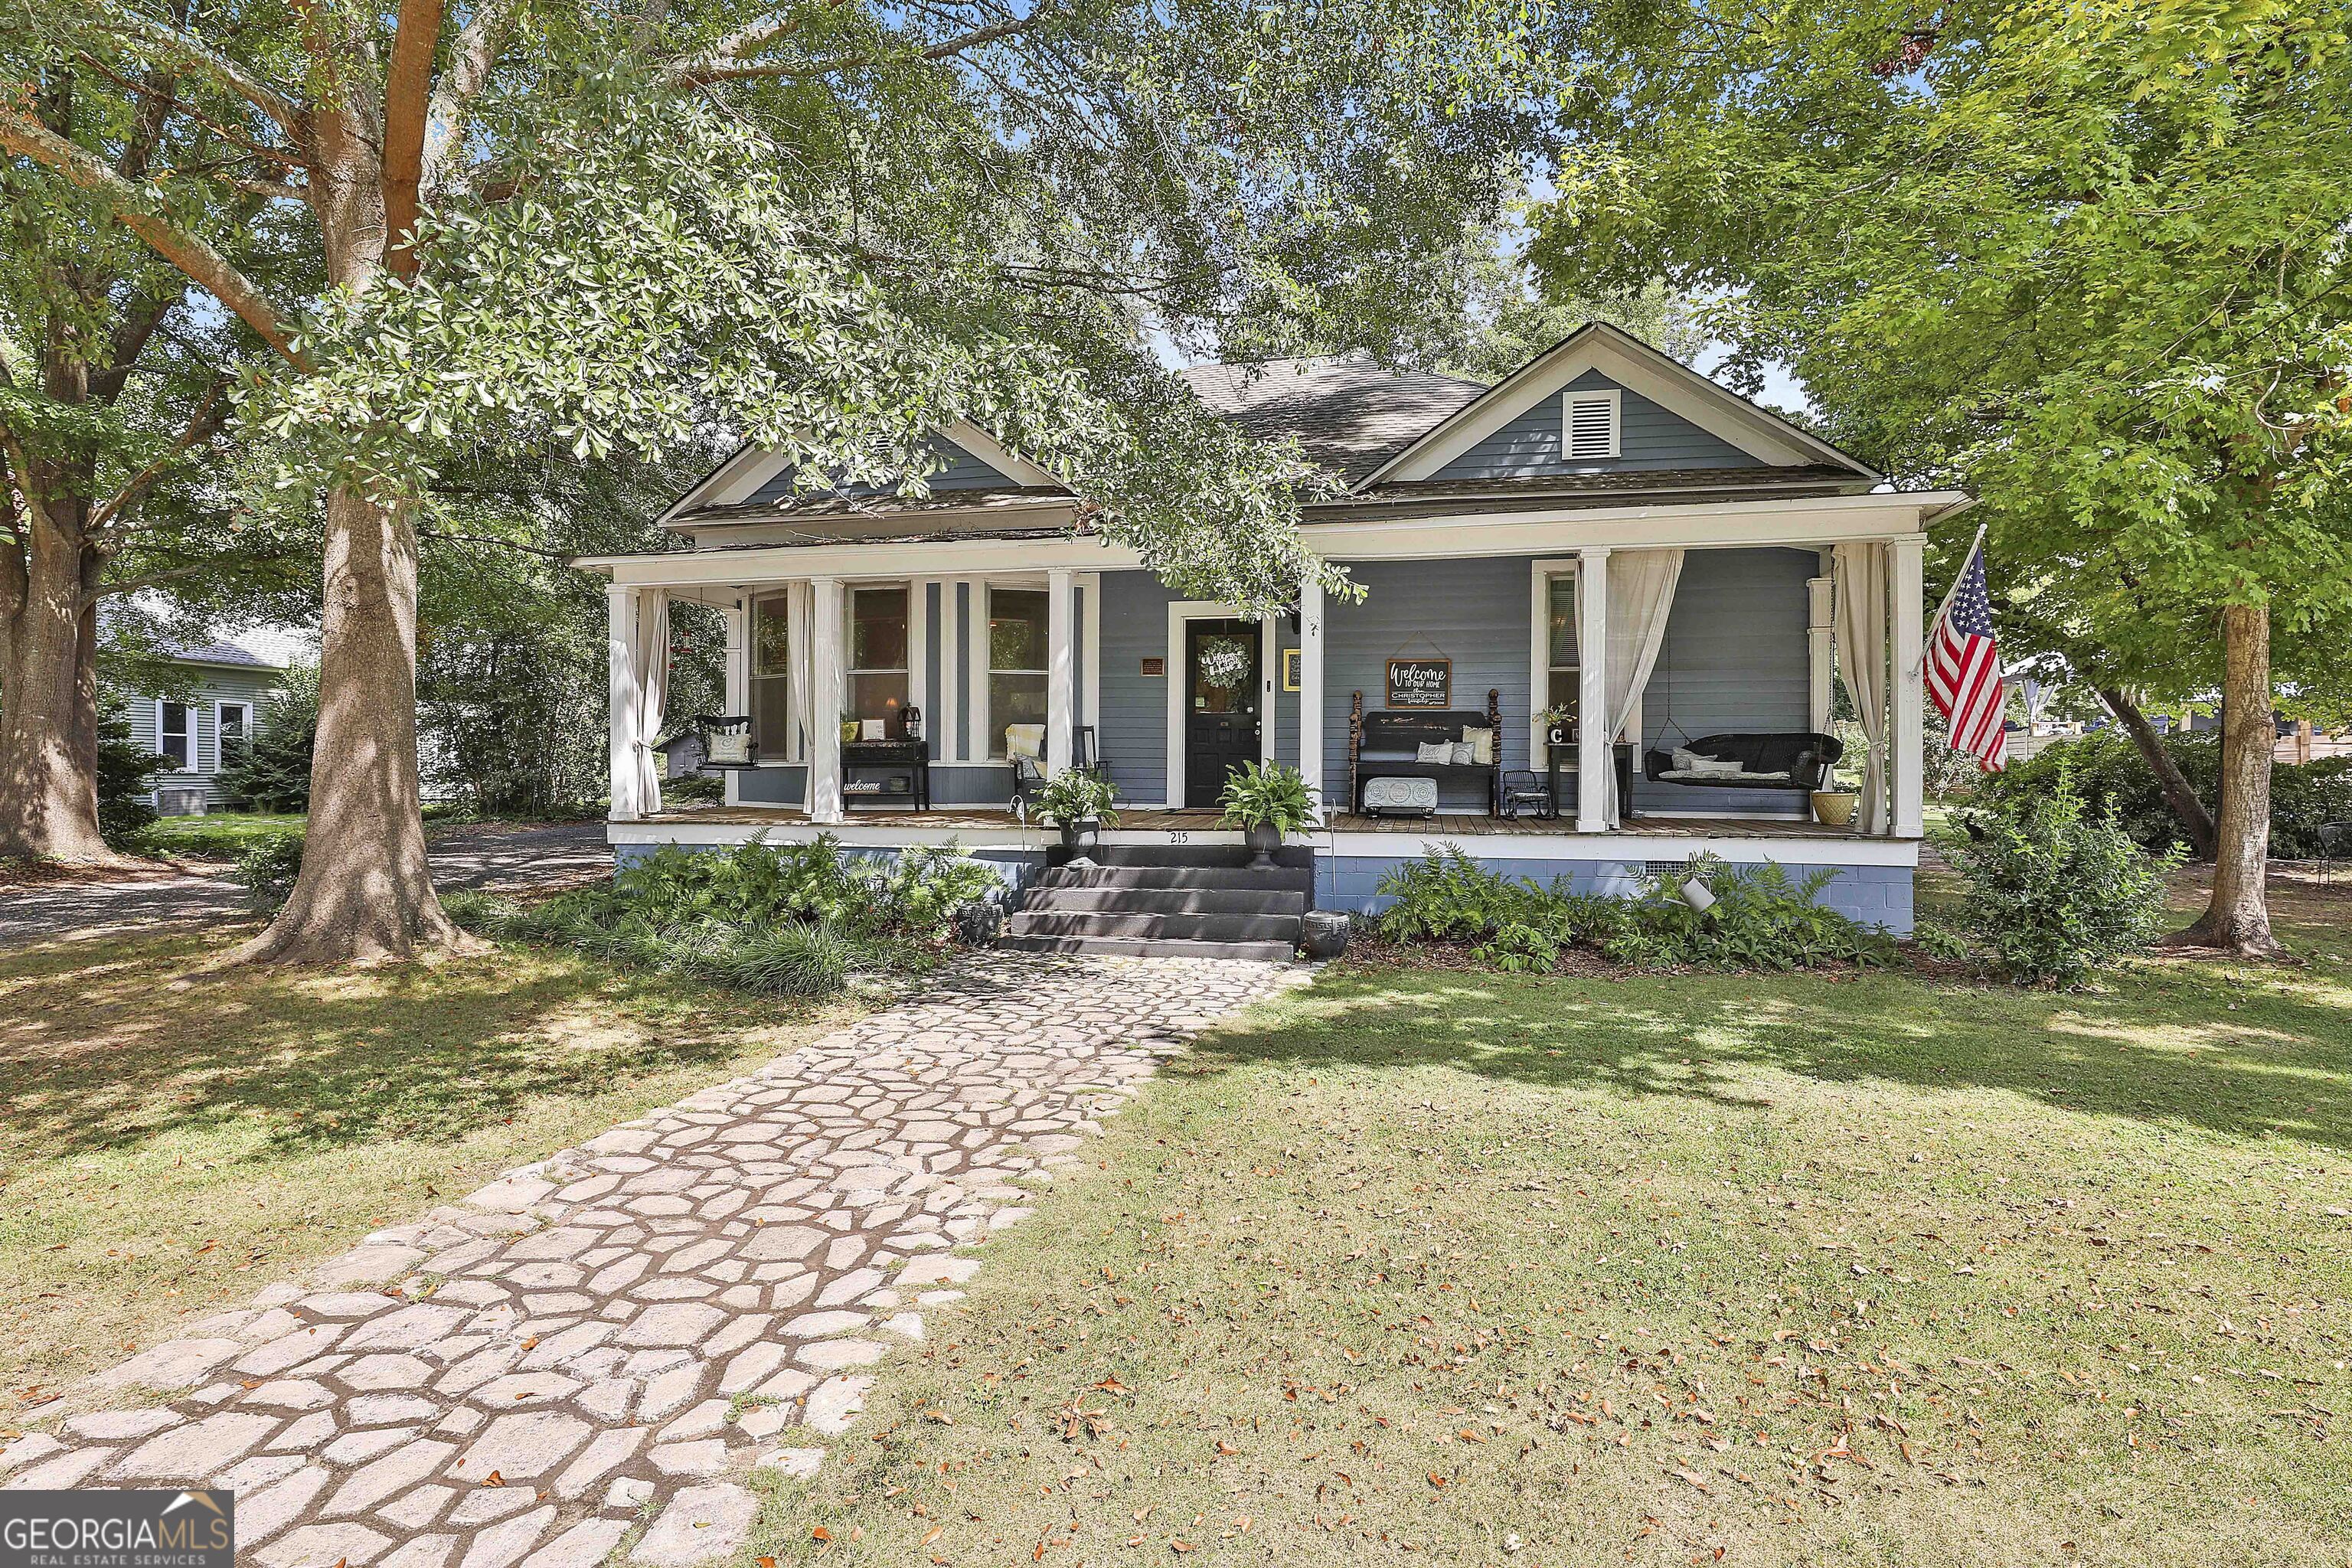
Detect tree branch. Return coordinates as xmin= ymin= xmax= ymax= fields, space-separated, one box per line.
xmin=0 ymin=109 xmax=313 ymax=371
xmin=419 ymin=529 xmax=576 ymax=559
xmin=421 ymin=0 xmax=517 ymax=196
xmin=671 ymin=11 xmax=1040 ymax=86
xmin=88 ymin=382 xmax=232 ymax=534
xmin=89 ymin=0 xmax=305 ymax=135
xmin=381 ymin=0 xmax=444 ymax=278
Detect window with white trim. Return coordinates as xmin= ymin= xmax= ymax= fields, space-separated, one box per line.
xmin=750 ymin=592 xmax=791 ymax=757
xmin=848 ymin=585 xmax=910 ymax=736
xmin=1563 ymin=389 xmax=1621 ymax=460
xmin=987 ymin=586 xmax=1048 ymax=755
xmin=216 ymin=701 xmax=250 ymax=769
xmin=1544 ymin=573 xmax=1579 ymax=731
xmin=158 ymin=701 xmax=192 ymax=771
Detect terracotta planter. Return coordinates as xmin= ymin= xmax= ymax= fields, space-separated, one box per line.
xmin=1811 ymin=790 xmax=1860 ymax=828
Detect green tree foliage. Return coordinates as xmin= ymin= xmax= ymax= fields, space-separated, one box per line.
xmin=1981 ymin=730 xmax=2352 ymax=861
xmin=8 ymin=0 xmax=1578 ymax=959
xmin=1530 ymin=0 xmax=2352 ymax=952
xmin=219 ymin=666 xmax=318 ymax=814
xmin=93 ymin=704 xmax=164 ymax=844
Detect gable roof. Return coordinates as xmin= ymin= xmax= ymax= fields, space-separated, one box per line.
xmin=1360 ymin=322 xmax=1878 ymax=488
xmin=1178 ymin=358 xmax=1486 ymax=485
xmin=152 ymin=633 xmax=282 ymax=669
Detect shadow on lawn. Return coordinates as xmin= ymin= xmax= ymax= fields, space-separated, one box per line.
xmin=0 ymin=929 xmax=776 ymax=1162
xmin=1204 ymin=896 xmax=2352 ymax=1154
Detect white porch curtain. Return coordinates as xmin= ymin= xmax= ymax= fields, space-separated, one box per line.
xmin=1601 ymin=548 xmax=1685 ymax=827
xmin=631 ymin=591 xmax=669 ymax=817
xmin=1832 ymin=541 xmax=1888 ymax=835
xmin=786 ymin=579 xmax=812 ymax=762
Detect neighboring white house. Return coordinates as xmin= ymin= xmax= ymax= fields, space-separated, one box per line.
xmin=114 ymin=632 xmax=288 ymax=815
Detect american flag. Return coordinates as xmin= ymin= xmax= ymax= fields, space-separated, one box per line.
xmin=1926 ymin=537 xmax=2008 ymax=772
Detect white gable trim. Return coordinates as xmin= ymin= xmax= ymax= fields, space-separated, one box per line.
xmin=1363 ymin=323 xmax=1877 ymax=487
xmin=657 ymin=419 xmax=1063 ymax=526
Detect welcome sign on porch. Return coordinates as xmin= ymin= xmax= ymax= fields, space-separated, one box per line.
xmin=1385 ymin=658 xmax=1452 ymax=708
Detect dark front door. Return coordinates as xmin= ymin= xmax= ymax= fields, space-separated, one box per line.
xmin=1184 ymin=619 xmax=1260 ymax=807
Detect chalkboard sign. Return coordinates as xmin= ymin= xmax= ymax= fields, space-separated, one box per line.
xmin=1385 ymin=658 xmax=1452 ymax=708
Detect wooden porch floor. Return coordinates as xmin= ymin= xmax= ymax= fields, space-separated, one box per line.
xmin=639 ymin=804 xmax=1873 ymax=840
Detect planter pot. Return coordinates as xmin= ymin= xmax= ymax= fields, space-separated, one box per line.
xmin=840 ymin=720 xmax=861 ymax=744
xmin=1244 ymin=820 xmax=1282 ymax=872
xmin=1811 ymin=790 xmax=1860 ymax=828
xmin=1058 ymin=817 xmax=1101 ymax=859
xmin=1300 ymin=910 xmax=1350 ymax=960
xmin=952 ymin=898 xmax=1004 ymax=947
xmin=1546 ymin=724 xmax=1571 ymax=748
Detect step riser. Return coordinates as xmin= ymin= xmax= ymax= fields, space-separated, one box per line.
xmin=1023 ymin=888 xmax=1308 ymax=916
xmin=1033 ymin=867 xmax=1313 ymax=893
xmin=1009 ymin=912 xmax=1303 ymax=942
xmin=1054 ymin=844 xmax=1314 ymax=871
xmin=999 ymin=933 xmax=1297 ymax=962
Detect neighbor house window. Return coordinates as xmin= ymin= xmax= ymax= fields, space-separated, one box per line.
xmin=848 ymin=586 xmax=910 ymax=733
xmin=158 ymin=701 xmax=192 ymax=771
xmin=1546 ymin=573 xmax=1579 ymax=727
xmin=215 ymin=701 xmax=250 ymax=769
xmin=987 ymin=586 xmax=1049 ymax=753
xmin=751 ymin=593 xmax=792 ymax=757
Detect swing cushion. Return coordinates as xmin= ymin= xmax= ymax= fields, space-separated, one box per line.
xmin=1645 ymin=733 xmax=1841 ymax=790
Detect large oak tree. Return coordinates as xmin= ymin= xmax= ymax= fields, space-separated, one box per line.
xmin=8 ymin=0 xmax=1568 ymax=959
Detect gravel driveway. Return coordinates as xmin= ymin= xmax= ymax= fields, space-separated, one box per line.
xmin=0 ymin=821 xmax=612 ymax=949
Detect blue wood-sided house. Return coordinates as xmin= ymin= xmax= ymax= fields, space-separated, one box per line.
xmin=582 ymin=326 xmax=1964 ymax=941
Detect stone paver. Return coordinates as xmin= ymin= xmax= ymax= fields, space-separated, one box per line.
xmin=3 ymin=953 xmax=1296 ymax=1565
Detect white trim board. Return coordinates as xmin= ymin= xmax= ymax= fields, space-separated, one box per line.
xmin=605 ymin=818 xmax=1919 ymax=867
xmin=580 ymin=493 xmax=1965 ymax=589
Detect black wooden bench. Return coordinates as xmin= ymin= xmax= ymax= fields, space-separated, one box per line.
xmin=1348 ymin=690 xmax=1503 ymax=816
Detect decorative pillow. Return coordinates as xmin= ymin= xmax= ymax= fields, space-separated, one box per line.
xmin=1462 ymin=727 xmax=1495 ymax=765
xmin=1416 ymin=740 xmax=1452 ymax=763
xmin=1691 ymin=756 xmax=1743 ymax=777
xmin=1451 ymin=740 xmax=1476 ymax=765
xmin=1005 ymin=724 xmax=1046 ymax=760
xmin=706 ymin=731 xmax=752 ymax=765
xmin=1671 ymin=746 xmax=1704 ymax=772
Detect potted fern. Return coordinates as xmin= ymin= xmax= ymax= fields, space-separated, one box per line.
xmin=1034 ymin=767 xmax=1120 ymax=858
xmin=1217 ymin=760 xmax=1318 ymax=871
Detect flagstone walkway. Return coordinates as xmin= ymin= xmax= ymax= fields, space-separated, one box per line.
xmin=1 ymin=953 xmax=1301 ymax=1567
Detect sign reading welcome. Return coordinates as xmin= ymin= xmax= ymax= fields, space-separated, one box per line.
xmin=1385 ymin=658 xmax=1452 ymax=708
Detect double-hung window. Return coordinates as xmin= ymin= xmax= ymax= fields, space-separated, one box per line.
xmin=216 ymin=701 xmax=250 ymax=769
xmin=986 ymin=587 xmax=1049 ymax=753
xmin=750 ymin=593 xmax=792 ymax=757
xmin=158 ymin=701 xmax=193 ymax=771
xmin=848 ymin=586 xmax=910 ymax=734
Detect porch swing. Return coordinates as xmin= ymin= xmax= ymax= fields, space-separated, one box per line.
xmin=1639 ymin=623 xmax=1845 ymax=792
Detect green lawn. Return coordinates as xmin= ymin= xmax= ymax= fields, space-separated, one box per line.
xmin=763 ymin=878 xmax=2352 ymax=1567
xmin=128 ymin=811 xmax=305 ymax=859
xmin=0 ymin=925 xmax=860 ymax=1403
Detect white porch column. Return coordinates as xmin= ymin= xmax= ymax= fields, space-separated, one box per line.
xmin=1047 ymin=567 xmax=1075 ymax=775
xmin=607 ymin=583 xmax=644 ymax=821
xmin=808 ymin=576 xmax=845 ymax=823
xmin=1890 ymin=535 xmax=1927 ymax=838
xmin=1298 ymin=572 xmax=1325 ymax=810
xmin=1806 ymin=573 xmax=1836 ymax=733
xmin=1574 ymin=547 xmax=1612 ymax=832
xmin=721 ymin=595 xmax=749 ymax=808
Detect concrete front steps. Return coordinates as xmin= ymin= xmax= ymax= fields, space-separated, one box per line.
xmin=1001 ymin=845 xmax=1312 ymax=962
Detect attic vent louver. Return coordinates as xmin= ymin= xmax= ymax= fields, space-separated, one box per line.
xmin=1563 ymin=390 xmax=1622 ymax=460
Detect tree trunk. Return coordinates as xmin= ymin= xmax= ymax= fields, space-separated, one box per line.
xmin=2165 ymin=602 xmax=2282 ymax=956
xmin=2097 ymin=685 xmax=2217 ymax=861
xmin=0 ymin=508 xmax=121 ymax=864
xmin=235 ymin=485 xmax=465 ymax=962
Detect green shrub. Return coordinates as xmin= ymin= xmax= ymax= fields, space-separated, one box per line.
xmin=1981 ymin=729 xmax=2352 ymax=859
xmin=220 ymin=668 xmax=318 ymax=813
xmin=1370 ymin=843 xmax=1886 ymax=972
xmin=1942 ymin=766 xmax=2183 ymax=988
xmin=96 ymin=711 xmax=167 ymax=844
xmin=708 ymin=921 xmax=861 ymax=997
xmin=234 ymin=833 xmax=306 ymax=911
